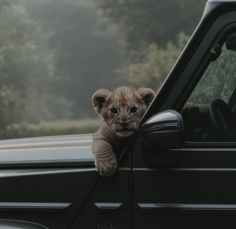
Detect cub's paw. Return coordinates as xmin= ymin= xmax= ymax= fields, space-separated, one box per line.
xmin=95 ymin=157 xmax=118 ymax=176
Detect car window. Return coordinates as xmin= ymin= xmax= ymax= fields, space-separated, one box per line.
xmin=183 ymin=32 xmax=236 ymax=142
xmin=189 ymin=45 xmax=236 ymax=105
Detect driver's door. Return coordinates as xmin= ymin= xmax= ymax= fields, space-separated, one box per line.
xmin=132 ymin=13 xmax=236 ymax=229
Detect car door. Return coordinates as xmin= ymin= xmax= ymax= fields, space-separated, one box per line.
xmin=132 ymin=3 xmax=236 ymax=228
xmin=0 ymin=135 xmax=131 ymax=229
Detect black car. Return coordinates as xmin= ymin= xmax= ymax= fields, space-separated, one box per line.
xmin=2 ymin=0 xmax=236 ymax=228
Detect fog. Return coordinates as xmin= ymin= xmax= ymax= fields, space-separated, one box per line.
xmin=0 ymin=0 xmax=205 ymax=138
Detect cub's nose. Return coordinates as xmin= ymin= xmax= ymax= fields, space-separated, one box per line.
xmin=119 ymin=117 xmax=130 ymax=125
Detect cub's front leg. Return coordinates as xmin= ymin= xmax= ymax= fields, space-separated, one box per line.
xmin=92 ymin=139 xmax=117 ymax=176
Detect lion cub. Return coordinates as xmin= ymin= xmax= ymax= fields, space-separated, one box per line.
xmin=92 ymin=86 xmax=155 ymax=176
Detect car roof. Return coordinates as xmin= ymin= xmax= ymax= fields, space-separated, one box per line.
xmin=205 ymin=0 xmax=236 ymax=18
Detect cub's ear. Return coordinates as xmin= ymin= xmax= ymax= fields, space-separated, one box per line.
xmin=92 ymin=88 xmax=111 ymax=113
xmin=136 ymin=88 xmax=155 ymax=106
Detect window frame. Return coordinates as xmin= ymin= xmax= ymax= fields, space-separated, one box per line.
xmin=143 ymin=13 xmax=236 ymax=122
xmin=176 ymin=24 xmax=236 ymax=112
xmin=183 ymin=25 xmax=236 ymax=147
xmin=141 ymin=12 xmax=236 ymax=148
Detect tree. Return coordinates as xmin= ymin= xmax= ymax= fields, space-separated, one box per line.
xmin=0 ymin=2 xmax=63 ymax=128
xmin=98 ymin=0 xmax=206 ymax=52
xmin=24 ymin=0 xmax=126 ymax=118
xmin=121 ymin=33 xmax=189 ymax=90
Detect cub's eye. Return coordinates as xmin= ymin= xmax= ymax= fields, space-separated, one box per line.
xmin=130 ymin=107 xmax=138 ymax=113
xmin=110 ymin=107 xmax=118 ymax=114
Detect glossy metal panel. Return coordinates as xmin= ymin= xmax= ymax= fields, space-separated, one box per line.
xmin=0 ymin=219 xmax=47 ymax=229
xmin=138 ymin=203 xmax=236 ymax=213
xmin=0 ymin=146 xmax=94 ymax=168
xmin=145 ymin=111 xmax=179 ymax=125
xmin=0 ymin=202 xmax=70 ymax=211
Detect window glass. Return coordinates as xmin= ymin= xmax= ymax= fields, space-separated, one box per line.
xmin=189 ymin=44 xmax=236 ymax=105
xmin=183 ymin=33 xmax=236 ymax=142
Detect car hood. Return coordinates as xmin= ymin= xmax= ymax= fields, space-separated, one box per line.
xmin=0 ymin=134 xmax=95 ymax=168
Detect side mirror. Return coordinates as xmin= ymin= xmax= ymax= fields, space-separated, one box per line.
xmin=141 ymin=110 xmax=185 ymax=149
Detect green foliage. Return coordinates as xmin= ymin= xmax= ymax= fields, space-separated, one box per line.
xmin=0 ymin=0 xmax=207 ymax=139
xmin=0 ymin=0 xmax=126 ymax=138
xmin=0 ymin=2 xmax=70 ymax=128
xmin=97 ymin=0 xmax=205 ymax=90
xmin=98 ymin=0 xmax=206 ymax=51
xmin=25 ymin=0 xmax=126 ymax=118
xmin=1 ymin=119 xmax=100 ymax=139
xmin=122 ymin=33 xmax=189 ymax=89
xmin=190 ymin=45 xmax=236 ymax=104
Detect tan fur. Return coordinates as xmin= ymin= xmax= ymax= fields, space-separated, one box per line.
xmin=92 ymin=86 xmax=155 ymax=176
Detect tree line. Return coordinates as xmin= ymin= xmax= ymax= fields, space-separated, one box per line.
xmin=0 ymin=0 xmax=206 ymax=131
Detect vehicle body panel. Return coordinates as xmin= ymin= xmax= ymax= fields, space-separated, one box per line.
xmin=0 ymin=219 xmax=48 ymax=229
xmin=134 ymin=1 xmax=236 ymax=228
xmin=0 ymin=134 xmax=131 ymax=228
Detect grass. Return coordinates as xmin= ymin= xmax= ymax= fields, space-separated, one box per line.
xmin=0 ymin=119 xmax=100 ymax=139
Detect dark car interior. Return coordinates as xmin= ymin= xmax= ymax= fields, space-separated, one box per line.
xmin=182 ymin=89 xmax=236 ymax=142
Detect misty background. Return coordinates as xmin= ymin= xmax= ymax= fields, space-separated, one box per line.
xmin=0 ymin=0 xmax=206 ymax=138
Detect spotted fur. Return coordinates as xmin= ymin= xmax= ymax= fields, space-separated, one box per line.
xmin=92 ymin=86 xmax=155 ymax=176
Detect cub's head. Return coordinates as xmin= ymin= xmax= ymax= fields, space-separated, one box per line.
xmin=92 ymin=86 xmax=155 ymax=137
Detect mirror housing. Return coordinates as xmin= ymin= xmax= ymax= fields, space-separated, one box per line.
xmin=141 ymin=110 xmax=185 ymax=149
